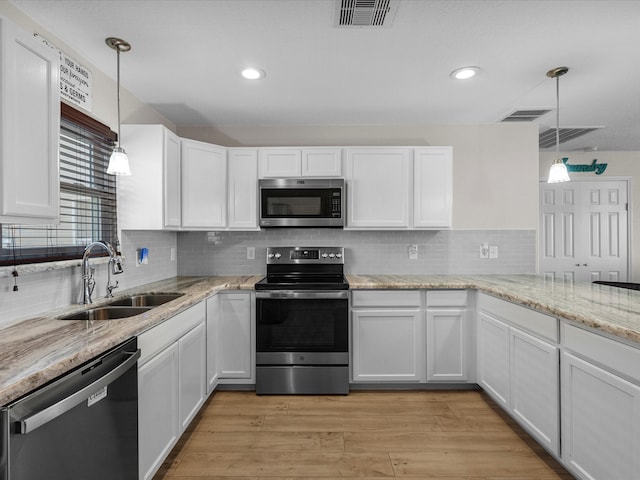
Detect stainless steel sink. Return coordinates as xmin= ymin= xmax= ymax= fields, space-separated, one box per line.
xmin=106 ymin=293 xmax=184 ymax=307
xmin=59 ymin=306 xmax=152 ymax=321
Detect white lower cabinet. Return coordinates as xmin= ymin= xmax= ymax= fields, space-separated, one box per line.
xmin=561 ymin=323 xmax=640 ymax=480
xmin=138 ymin=302 xmax=206 ymax=480
xmin=138 ymin=342 xmax=179 ymax=480
xmin=205 ymin=294 xmax=221 ymax=393
xmin=208 ymin=292 xmax=255 ymax=385
xmin=351 ymin=290 xmax=424 ymax=382
xmin=477 ymin=293 xmax=559 ymax=456
xmin=426 ymin=290 xmax=473 ymax=382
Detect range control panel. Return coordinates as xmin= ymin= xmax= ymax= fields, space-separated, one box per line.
xmin=266 ymin=247 xmax=344 ymax=264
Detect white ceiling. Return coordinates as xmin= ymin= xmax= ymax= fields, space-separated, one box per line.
xmin=8 ymin=0 xmax=640 ymax=151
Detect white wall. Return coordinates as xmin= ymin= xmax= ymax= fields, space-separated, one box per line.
xmin=540 ymin=151 xmax=639 ymax=280
xmin=178 ymin=123 xmax=540 ymax=231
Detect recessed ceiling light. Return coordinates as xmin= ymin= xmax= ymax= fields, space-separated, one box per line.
xmin=450 ymin=66 xmax=480 ymax=80
xmin=241 ymin=67 xmax=266 ymax=80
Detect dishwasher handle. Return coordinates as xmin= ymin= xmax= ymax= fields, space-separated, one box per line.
xmin=16 ymin=349 xmax=140 ymax=434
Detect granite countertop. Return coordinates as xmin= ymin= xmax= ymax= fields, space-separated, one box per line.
xmin=2 ymin=273 xmax=640 ymax=407
xmin=348 ymin=274 xmax=640 ymax=345
xmin=0 ymin=275 xmax=262 ymax=406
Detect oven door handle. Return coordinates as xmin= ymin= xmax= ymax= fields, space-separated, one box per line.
xmin=255 ymin=290 xmax=349 ymax=300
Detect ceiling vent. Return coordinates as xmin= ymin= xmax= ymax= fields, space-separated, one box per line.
xmin=500 ymin=108 xmax=552 ymax=122
xmin=335 ymin=0 xmax=398 ymax=27
xmin=538 ymin=127 xmax=603 ymax=148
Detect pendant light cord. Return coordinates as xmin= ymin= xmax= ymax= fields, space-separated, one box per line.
xmin=555 ymin=74 xmax=560 ymax=161
xmin=116 ymin=47 xmax=122 ymax=148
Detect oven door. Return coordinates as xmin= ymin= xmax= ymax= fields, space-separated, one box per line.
xmin=255 ymin=290 xmax=349 ymax=363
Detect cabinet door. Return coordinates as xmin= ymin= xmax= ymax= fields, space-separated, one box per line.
xmin=179 ymin=322 xmax=206 ymax=432
xmin=562 ymin=352 xmax=640 ymax=480
xmin=510 ymin=328 xmax=559 ymax=455
xmin=0 ymin=18 xmax=60 ymax=223
xmin=228 ymin=149 xmax=258 ymax=230
xmin=477 ymin=312 xmax=510 ymax=408
xmin=164 ymin=129 xmax=182 ymax=228
xmin=352 ymin=309 xmax=424 ymax=382
xmin=205 ymin=295 xmax=221 ymax=393
xmin=259 ymin=148 xmax=302 ymax=177
xmin=301 ymin=148 xmax=342 ymax=176
xmin=346 ymin=148 xmax=410 ymax=228
xmin=138 ymin=343 xmax=179 ymax=480
xmin=426 ymin=308 xmax=470 ymax=382
xmin=219 ymin=293 xmax=254 ymax=379
xmin=414 ymin=147 xmax=452 ymax=228
xmin=181 ymin=139 xmax=227 ymax=228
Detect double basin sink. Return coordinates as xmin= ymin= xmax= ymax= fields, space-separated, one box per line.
xmin=59 ymin=293 xmax=184 ymax=321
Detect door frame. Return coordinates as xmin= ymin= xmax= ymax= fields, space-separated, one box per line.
xmin=537 ymin=176 xmax=633 ymax=281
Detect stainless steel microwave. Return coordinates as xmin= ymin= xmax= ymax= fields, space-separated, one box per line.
xmin=259 ymin=178 xmax=344 ymax=228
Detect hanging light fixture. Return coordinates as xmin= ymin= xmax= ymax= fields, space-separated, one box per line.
xmin=106 ymin=37 xmax=132 ymax=176
xmin=546 ymin=66 xmax=570 ymax=183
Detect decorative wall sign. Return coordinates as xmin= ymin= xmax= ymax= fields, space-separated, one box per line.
xmin=562 ymin=157 xmax=608 ymax=175
xmin=35 ymin=34 xmax=93 ymax=112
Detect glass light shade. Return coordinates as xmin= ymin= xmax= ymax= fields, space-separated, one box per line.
xmin=547 ymin=160 xmax=570 ymax=183
xmin=107 ymin=147 xmax=131 ymax=176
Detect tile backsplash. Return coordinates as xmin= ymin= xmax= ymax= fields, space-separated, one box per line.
xmin=0 ymin=228 xmax=534 ymax=328
xmin=178 ymin=229 xmax=535 ymax=276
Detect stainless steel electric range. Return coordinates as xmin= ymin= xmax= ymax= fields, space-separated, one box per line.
xmin=254 ymin=247 xmax=349 ymax=395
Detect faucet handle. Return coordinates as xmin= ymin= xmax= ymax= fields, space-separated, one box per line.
xmin=112 ymin=256 xmax=124 ymax=275
xmin=106 ymin=280 xmax=119 ymax=298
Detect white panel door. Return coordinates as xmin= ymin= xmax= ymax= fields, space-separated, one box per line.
xmin=562 ymin=352 xmax=640 ymax=480
xmin=352 ymin=308 xmax=424 ymax=382
xmin=228 ymin=148 xmax=258 ymax=230
xmin=259 ymin=148 xmax=302 ymax=177
xmin=178 ymin=322 xmax=206 ymax=432
xmin=301 ymin=148 xmax=342 ymax=176
xmin=426 ymin=308 xmax=469 ymax=382
xmin=539 ymin=180 xmax=628 ymax=283
xmin=163 ymin=129 xmax=182 ymax=228
xmin=414 ymin=147 xmax=453 ymax=228
xmin=476 ymin=312 xmax=510 ymax=409
xmin=346 ymin=148 xmax=411 ymax=228
xmin=219 ymin=293 xmax=254 ymax=379
xmin=510 ymin=328 xmax=559 ymax=456
xmin=181 ymin=139 xmax=227 ymax=228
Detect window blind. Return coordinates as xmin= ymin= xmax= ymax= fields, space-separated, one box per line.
xmin=0 ymin=105 xmax=118 ymax=266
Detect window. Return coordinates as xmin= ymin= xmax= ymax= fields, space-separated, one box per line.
xmin=0 ymin=104 xmax=118 ymax=266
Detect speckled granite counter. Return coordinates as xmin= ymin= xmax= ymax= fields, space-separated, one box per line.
xmin=3 ymin=273 xmax=640 ymax=407
xmin=348 ymin=274 xmax=640 ymax=345
xmin=0 ymin=275 xmax=261 ymax=406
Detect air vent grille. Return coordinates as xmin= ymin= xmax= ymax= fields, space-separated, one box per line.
xmin=500 ymin=109 xmax=552 ymax=122
xmin=336 ymin=0 xmax=397 ymax=27
xmin=539 ymin=127 xmax=602 ymax=148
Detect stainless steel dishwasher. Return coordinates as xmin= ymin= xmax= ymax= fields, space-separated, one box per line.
xmin=0 ymin=337 xmax=140 ymax=480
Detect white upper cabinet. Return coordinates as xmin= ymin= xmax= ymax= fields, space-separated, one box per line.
xmin=0 ymin=17 xmax=60 ymax=224
xmin=414 ymin=147 xmax=453 ymax=228
xmin=181 ymin=139 xmax=227 ymax=229
xmin=301 ymin=148 xmax=342 ymax=176
xmin=259 ymin=147 xmax=342 ymax=178
xmin=118 ymin=125 xmax=181 ymax=230
xmin=227 ymin=148 xmax=259 ymax=230
xmin=345 ymin=148 xmax=411 ymax=229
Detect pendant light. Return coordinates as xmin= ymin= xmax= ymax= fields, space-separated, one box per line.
xmin=106 ymin=37 xmax=132 ymax=176
xmin=546 ymin=66 xmax=570 ymax=183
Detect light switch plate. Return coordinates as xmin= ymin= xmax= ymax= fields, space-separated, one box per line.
xmin=247 ymin=247 xmax=256 ymax=260
xmin=489 ymin=245 xmax=499 ymax=259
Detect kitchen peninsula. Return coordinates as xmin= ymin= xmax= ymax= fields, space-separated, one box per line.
xmin=2 ymin=274 xmax=639 ymax=480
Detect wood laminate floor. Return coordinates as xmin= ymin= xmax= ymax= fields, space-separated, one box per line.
xmin=153 ymin=390 xmax=574 ymax=479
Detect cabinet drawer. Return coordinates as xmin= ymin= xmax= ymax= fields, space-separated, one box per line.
xmin=563 ymin=322 xmax=640 ymax=384
xmin=139 ymin=302 xmax=206 ymax=365
xmin=479 ymin=293 xmax=557 ymax=342
xmin=351 ymin=290 xmax=421 ymax=308
xmin=426 ymin=290 xmax=467 ymax=307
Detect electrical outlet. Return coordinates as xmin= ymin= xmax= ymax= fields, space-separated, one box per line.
xmin=489 ymin=245 xmax=499 ymax=259
xmin=247 ymin=247 xmax=255 ymax=260
xmin=480 ymin=242 xmax=489 ymax=259
xmin=408 ymin=244 xmax=418 ymax=260
xmin=170 ymin=247 xmax=176 ymax=261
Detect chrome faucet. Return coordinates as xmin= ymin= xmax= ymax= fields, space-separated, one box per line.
xmin=81 ymin=240 xmax=124 ymax=304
